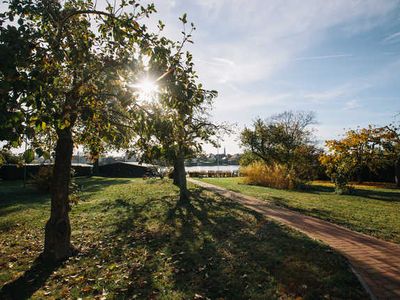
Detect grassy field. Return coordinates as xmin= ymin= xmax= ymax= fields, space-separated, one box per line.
xmin=199 ymin=177 xmax=400 ymax=244
xmin=0 ymin=177 xmax=367 ymax=299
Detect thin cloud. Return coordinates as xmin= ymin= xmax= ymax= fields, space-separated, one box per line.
xmin=343 ymin=99 xmax=362 ymax=111
xmin=147 ymin=0 xmax=400 ymax=153
xmin=383 ymin=31 xmax=400 ymax=43
xmin=294 ymin=54 xmax=353 ymax=61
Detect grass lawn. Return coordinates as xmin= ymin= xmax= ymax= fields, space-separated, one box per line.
xmin=199 ymin=177 xmax=400 ymax=244
xmin=0 ymin=177 xmax=367 ymax=299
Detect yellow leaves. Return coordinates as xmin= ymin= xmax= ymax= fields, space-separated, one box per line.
xmin=63 ymin=119 xmax=70 ymax=129
xmin=318 ymin=153 xmax=332 ymax=165
xmin=60 ymin=286 xmax=70 ymax=298
xmin=132 ymin=20 xmax=140 ymax=31
xmin=78 ymin=83 xmax=98 ymax=96
xmin=81 ymin=285 xmax=93 ymax=293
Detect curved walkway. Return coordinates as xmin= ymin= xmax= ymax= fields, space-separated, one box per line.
xmin=189 ymin=178 xmax=400 ymax=300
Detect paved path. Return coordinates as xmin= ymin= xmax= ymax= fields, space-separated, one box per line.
xmin=189 ymin=178 xmax=400 ymax=300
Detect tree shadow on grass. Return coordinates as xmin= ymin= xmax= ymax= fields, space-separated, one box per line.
xmin=77 ymin=178 xmax=132 ymax=199
xmin=350 ymin=188 xmax=400 ymax=202
xmin=0 ymin=183 xmax=50 ymax=209
xmin=0 ymin=257 xmax=61 ymax=300
xmin=111 ymin=187 xmax=366 ymax=299
xmin=300 ymin=183 xmax=400 ymax=201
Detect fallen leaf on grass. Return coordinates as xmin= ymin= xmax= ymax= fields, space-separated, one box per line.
xmin=81 ymin=286 xmax=93 ymax=293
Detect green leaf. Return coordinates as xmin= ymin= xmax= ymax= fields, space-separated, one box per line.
xmin=180 ymin=13 xmax=187 ymax=24
xmin=43 ymin=151 xmax=51 ymax=160
xmin=23 ymin=149 xmax=35 ymax=163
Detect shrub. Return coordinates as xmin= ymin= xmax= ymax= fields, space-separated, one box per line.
xmin=319 ymin=153 xmax=354 ymax=194
xmin=0 ymin=150 xmax=23 ymax=165
xmin=31 ymin=165 xmax=53 ymax=192
xmin=240 ymin=161 xmax=302 ymax=190
xmin=31 ymin=166 xmax=80 ymax=202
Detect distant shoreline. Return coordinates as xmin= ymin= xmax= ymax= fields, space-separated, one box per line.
xmin=185 ymin=165 xmax=239 ymax=172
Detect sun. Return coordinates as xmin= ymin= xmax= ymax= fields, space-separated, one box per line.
xmin=130 ymin=78 xmax=159 ymax=103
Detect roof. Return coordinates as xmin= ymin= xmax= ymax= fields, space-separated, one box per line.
xmin=100 ymin=161 xmax=157 ymax=168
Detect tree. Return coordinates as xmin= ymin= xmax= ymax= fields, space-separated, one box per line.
xmin=239 ymin=151 xmax=262 ymax=167
xmin=320 ymin=143 xmax=357 ymax=194
xmin=372 ymin=123 xmax=400 ymax=187
xmin=81 ymin=116 xmax=135 ymax=175
xmin=320 ymin=126 xmax=390 ymax=193
xmin=0 ymin=149 xmax=23 ymax=165
xmin=321 ymin=127 xmax=383 ymax=190
xmin=0 ymin=0 xmax=157 ymax=261
xmin=133 ymin=21 xmax=225 ymax=203
xmin=240 ymin=111 xmax=319 ymax=180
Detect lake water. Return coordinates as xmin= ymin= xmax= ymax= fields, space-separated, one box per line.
xmin=185 ymin=165 xmax=240 ymax=172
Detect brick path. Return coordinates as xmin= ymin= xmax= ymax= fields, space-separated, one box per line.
xmin=189 ymin=178 xmax=400 ymax=300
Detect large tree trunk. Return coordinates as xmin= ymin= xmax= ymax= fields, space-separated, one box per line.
xmin=172 ymin=160 xmax=180 ymax=186
xmin=175 ymin=155 xmax=189 ymax=203
xmin=395 ymin=157 xmax=400 ymax=188
xmin=43 ymin=127 xmax=75 ymax=262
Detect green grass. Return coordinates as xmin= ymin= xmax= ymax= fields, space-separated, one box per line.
xmin=0 ymin=177 xmax=367 ymax=299
xmin=199 ymin=177 xmax=400 ymax=244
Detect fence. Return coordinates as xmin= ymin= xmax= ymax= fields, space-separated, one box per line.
xmin=187 ymin=170 xmax=239 ymax=178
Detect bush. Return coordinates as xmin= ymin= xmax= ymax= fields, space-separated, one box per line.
xmin=0 ymin=150 xmax=23 ymax=165
xmin=31 ymin=165 xmax=53 ymax=192
xmin=240 ymin=161 xmax=302 ymax=190
xmin=319 ymin=154 xmax=354 ymax=194
xmin=31 ymin=166 xmax=80 ymax=202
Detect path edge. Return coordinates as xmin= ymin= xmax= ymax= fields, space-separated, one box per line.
xmin=189 ymin=178 xmax=376 ymax=300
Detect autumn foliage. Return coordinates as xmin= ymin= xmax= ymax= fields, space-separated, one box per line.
xmin=320 ymin=123 xmax=400 ymax=193
xmin=240 ymin=161 xmax=299 ymax=189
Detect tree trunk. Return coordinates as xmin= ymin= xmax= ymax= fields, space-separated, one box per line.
xmin=93 ymin=158 xmax=99 ymax=176
xmin=356 ymin=170 xmax=363 ymax=184
xmin=172 ymin=160 xmax=180 ymax=186
xmin=176 ymin=155 xmax=189 ymax=203
xmin=395 ymin=157 xmax=400 ymax=188
xmin=43 ymin=127 xmax=75 ymax=262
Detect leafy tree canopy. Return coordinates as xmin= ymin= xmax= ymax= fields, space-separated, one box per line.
xmin=240 ymin=111 xmax=319 ymax=179
xmin=130 ymin=22 xmax=228 ymax=200
xmin=0 ymin=0 xmax=165 ymax=261
xmin=0 ymin=0 xmax=158 ymax=156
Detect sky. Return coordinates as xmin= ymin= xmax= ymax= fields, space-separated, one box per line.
xmin=1 ymin=0 xmax=400 ymax=155
xmin=142 ymin=0 xmax=400 ymax=153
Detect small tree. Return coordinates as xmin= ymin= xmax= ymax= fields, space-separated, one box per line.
xmin=319 ymin=150 xmax=355 ymax=194
xmin=320 ymin=126 xmax=384 ymax=193
xmin=240 ymin=111 xmax=319 ymax=181
xmin=133 ymin=21 xmax=225 ymax=202
xmin=372 ymin=123 xmax=400 ymax=187
xmin=0 ymin=0 xmax=158 ymax=261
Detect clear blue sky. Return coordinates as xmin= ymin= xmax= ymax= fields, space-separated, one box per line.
xmin=147 ymin=0 xmax=400 ymax=153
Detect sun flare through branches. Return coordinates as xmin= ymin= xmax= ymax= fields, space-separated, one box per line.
xmin=129 ymin=78 xmax=159 ymax=103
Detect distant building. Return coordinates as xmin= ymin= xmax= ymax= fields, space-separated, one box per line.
xmin=98 ymin=162 xmax=157 ymax=178
xmin=0 ymin=163 xmax=92 ymax=180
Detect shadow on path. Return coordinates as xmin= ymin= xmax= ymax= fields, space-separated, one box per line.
xmin=190 ymin=178 xmax=400 ymax=300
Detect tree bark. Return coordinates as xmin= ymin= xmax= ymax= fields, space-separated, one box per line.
xmin=172 ymin=160 xmax=180 ymax=186
xmin=93 ymin=158 xmax=99 ymax=176
xmin=395 ymin=157 xmax=400 ymax=188
xmin=43 ymin=127 xmax=75 ymax=262
xmin=356 ymin=170 xmax=363 ymax=184
xmin=175 ymin=155 xmax=189 ymax=203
